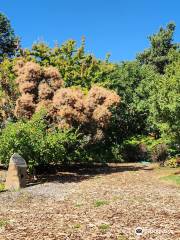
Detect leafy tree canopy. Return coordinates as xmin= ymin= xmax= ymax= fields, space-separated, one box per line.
xmin=21 ymin=38 xmax=115 ymax=89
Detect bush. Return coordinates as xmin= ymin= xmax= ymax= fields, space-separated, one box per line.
xmin=0 ymin=109 xmax=124 ymax=170
xmin=0 ymin=111 xmax=81 ymax=171
xmin=0 ymin=111 xmax=117 ymax=171
xmin=122 ymin=137 xmax=149 ymax=162
xmin=151 ymin=143 xmax=168 ymax=162
xmin=111 ymin=144 xmax=124 ymax=162
xmin=164 ymin=158 xmax=179 ymax=168
xmin=0 ymin=121 xmax=40 ymax=168
xmin=121 ymin=136 xmax=169 ymax=162
xmin=43 ymin=128 xmax=81 ymax=166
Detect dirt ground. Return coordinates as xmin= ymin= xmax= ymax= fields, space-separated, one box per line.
xmin=0 ymin=163 xmax=179 ymax=240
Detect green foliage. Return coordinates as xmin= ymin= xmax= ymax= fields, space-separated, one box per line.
xmin=0 ymin=58 xmax=18 ymax=124
xmin=73 ymin=223 xmax=81 ymax=229
xmin=43 ymin=128 xmax=81 ymax=166
xmin=164 ymin=158 xmax=178 ymax=168
xmin=4 ymin=115 xmax=123 ymax=168
xmin=23 ymin=39 xmax=114 ymax=89
xmin=0 ymin=183 xmax=5 ymax=192
xmin=111 ymin=144 xmax=124 ymax=162
xmin=137 ymin=22 xmax=177 ymax=74
xmin=138 ymin=54 xmax=180 ymax=144
xmin=0 ymin=111 xmax=80 ymax=170
xmin=98 ymin=223 xmax=110 ymax=233
xmin=0 ymin=58 xmax=17 ymax=96
xmin=0 ymin=111 xmax=46 ymax=168
xmin=121 ymin=136 xmax=149 ymax=162
xmin=0 ymin=219 xmax=8 ymax=228
xmin=121 ymin=136 xmax=169 ymax=162
xmin=104 ymin=62 xmax=158 ymax=141
xmin=0 ymin=110 xmax=122 ymax=169
xmin=0 ymin=13 xmax=19 ymax=61
xmin=156 ymin=58 xmax=180 ymax=143
xmin=94 ymin=200 xmax=109 ymax=207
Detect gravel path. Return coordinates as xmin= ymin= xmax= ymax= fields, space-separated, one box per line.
xmin=0 ymin=164 xmax=179 ymax=240
xmin=26 ymin=182 xmax=79 ymax=200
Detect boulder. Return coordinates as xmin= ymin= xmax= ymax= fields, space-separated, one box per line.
xmin=5 ymin=153 xmax=27 ymax=190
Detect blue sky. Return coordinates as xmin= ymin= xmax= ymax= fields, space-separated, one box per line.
xmin=0 ymin=0 xmax=180 ymax=62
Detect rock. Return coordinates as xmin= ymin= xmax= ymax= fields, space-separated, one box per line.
xmin=5 ymin=153 xmax=27 ymax=190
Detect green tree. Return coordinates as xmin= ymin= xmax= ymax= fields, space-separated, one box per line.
xmin=0 ymin=58 xmax=18 ymax=125
xmin=135 ymin=48 xmax=180 ymax=144
xmin=0 ymin=13 xmax=19 ymax=62
xmin=103 ymin=61 xmax=158 ymax=141
xmin=137 ymin=22 xmax=177 ymax=74
xmin=150 ymin=57 xmax=180 ymax=143
xmin=22 ymin=38 xmax=115 ymax=89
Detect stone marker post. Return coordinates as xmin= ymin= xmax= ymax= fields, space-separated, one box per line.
xmin=5 ymin=153 xmax=27 ymax=190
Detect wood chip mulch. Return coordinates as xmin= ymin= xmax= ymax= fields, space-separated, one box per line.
xmin=0 ymin=163 xmax=179 ymax=240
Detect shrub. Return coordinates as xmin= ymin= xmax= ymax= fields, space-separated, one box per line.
xmin=111 ymin=144 xmax=124 ymax=162
xmin=122 ymin=137 xmax=149 ymax=162
xmin=121 ymin=136 xmax=169 ymax=162
xmin=0 ymin=111 xmax=80 ymax=170
xmin=53 ymin=85 xmax=120 ymax=142
xmin=164 ymin=158 xmax=179 ymax=168
xmin=0 ymin=111 xmax=48 ymax=169
xmin=151 ymin=143 xmax=168 ymax=162
xmin=14 ymin=61 xmax=63 ymax=119
xmin=0 ymin=108 xmax=125 ymax=169
xmin=43 ymin=128 xmax=81 ymax=166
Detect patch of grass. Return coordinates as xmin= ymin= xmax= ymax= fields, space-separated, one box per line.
xmin=0 ymin=219 xmax=8 ymax=228
xmin=94 ymin=199 xmax=109 ymax=207
xmin=98 ymin=223 xmax=110 ymax=233
xmin=160 ymin=174 xmax=180 ymax=185
xmin=73 ymin=223 xmax=81 ymax=229
xmin=0 ymin=183 xmax=5 ymax=192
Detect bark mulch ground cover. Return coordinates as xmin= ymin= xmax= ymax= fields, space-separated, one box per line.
xmin=0 ymin=163 xmax=179 ymax=240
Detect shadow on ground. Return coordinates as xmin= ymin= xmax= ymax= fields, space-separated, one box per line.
xmin=27 ymin=163 xmax=154 ymax=187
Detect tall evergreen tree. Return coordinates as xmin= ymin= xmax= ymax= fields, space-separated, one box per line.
xmin=0 ymin=13 xmax=19 ymax=61
xmin=137 ymin=22 xmax=177 ymax=74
